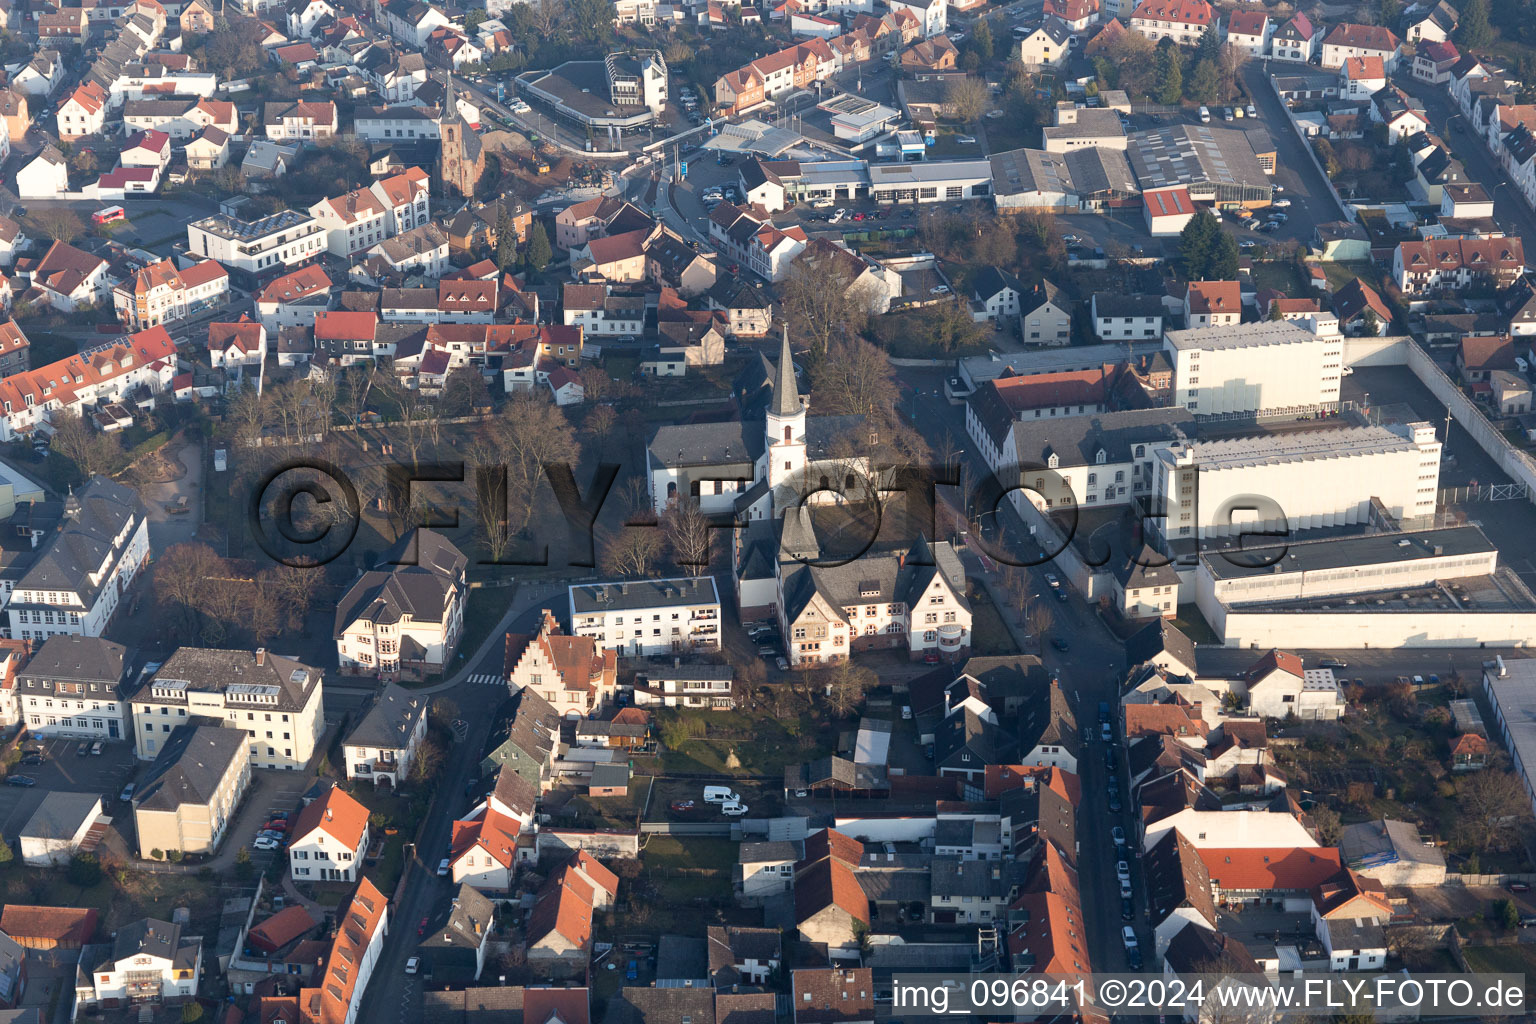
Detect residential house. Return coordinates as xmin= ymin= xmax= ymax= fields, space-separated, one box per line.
xmin=1129 ymin=0 xmax=1214 ymax=46
xmin=1016 ymin=17 xmax=1071 ymax=68
xmin=794 ymin=829 xmax=868 ymax=959
xmin=1414 ymin=40 xmax=1461 ymax=84
xmin=568 ymin=577 xmax=722 ymax=657
xmin=288 ymin=784 xmax=369 ymax=882
xmin=970 ymin=266 xmax=1023 ymax=325
xmin=633 ymin=665 xmax=734 ymax=710
xmin=341 ymin=684 xmax=430 ymax=788
xmin=263 ymin=100 xmax=338 ymax=140
xmin=185 ymin=128 xmax=231 ymax=170
xmin=737 ymin=840 xmax=798 ymax=900
xmin=1184 ymin=280 xmax=1240 ymax=328
xmin=1333 ymin=278 xmax=1391 ymax=335
xmin=1021 ymin=280 xmax=1071 ymax=346
xmin=1223 ymin=10 xmax=1269 ymax=54
xmin=56 ymin=81 xmax=107 ymax=140
xmin=707 ymin=202 xmax=807 ymax=283
xmin=1321 ymin=23 xmax=1401 ymax=72
xmin=1492 ymin=369 xmax=1530 ymax=415
xmin=75 ymin=919 xmax=201 ymax=1011
xmin=111 ymin=258 xmax=228 ymax=330
xmin=792 ymin=968 xmax=874 ymax=1024
xmin=527 ymin=851 xmax=619 ymax=963
xmin=1394 ymin=238 xmax=1525 ymax=294
xmin=1092 ymin=293 xmax=1165 ymax=340
xmin=28 ymin=240 xmax=113 ymax=311
xmin=291 ymin=878 xmax=389 ymax=1024
xmin=15 ymin=636 xmax=127 ymax=741
xmin=504 ymin=610 xmax=618 ymax=718
xmin=708 ymin=925 xmax=781 ymax=986
xmin=0 ymin=90 xmax=28 ymax=143
xmin=131 ymin=724 xmax=251 ymax=859
xmin=1404 ymin=0 xmax=1457 ymax=43
xmin=1313 ymin=871 xmax=1391 ymax=970
xmin=1270 ymin=12 xmax=1321 ymax=62
xmin=449 ymin=766 xmax=538 ymax=889
xmin=334 ymin=529 xmax=467 ymax=680
xmin=207 ymin=317 xmax=267 ymax=373
xmin=256 ymin=266 xmax=333 ymax=330
xmin=16 ymin=147 xmax=67 ymax=201
xmin=1340 ymin=56 xmax=1386 ymax=101
xmin=416 ymin=885 xmax=494 ymax=983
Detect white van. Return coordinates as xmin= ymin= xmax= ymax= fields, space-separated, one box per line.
xmin=721 ymin=801 xmax=749 ymax=816
xmin=704 ymin=786 xmax=739 ymax=803
xmin=1199 ymin=106 xmax=1211 ymax=123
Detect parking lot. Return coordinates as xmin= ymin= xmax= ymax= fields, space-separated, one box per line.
xmin=0 ymin=736 xmax=138 ymax=837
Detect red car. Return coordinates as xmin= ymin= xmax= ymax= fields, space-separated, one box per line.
xmin=418 ymin=917 xmax=428 ymax=936
xmin=669 ymin=800 xmax=695 ymax=812
xmin=262 ymin=819 xmax=289 ymax=834
xmin=852 ymin=212 xmax=866 ymax=221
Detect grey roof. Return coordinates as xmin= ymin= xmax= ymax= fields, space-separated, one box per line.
xmin=482 ymin=688 xmax=560 ymax=785
xmin=1338 ymin=818 xmax=1447 ymax=871
xmin=14 ymin=477 xmax=143 ymax=604
xmin=1093 ymin=292 xmax=1165 ymax=320
xmin=1203 ymin=524 xmax=1494 ymax=581
xmin=570 ymin=576 xmax=719 ymax=614
xmin=1043 ymin=108 xmax=1125 ymax=143
xmin=18 ymin=791 xmax=99 ymax=842
xmin=344 ymin=683 xmax=428 ymax=751
xmin=934 ymin=707 xmax=1010 ymax=767
xmin=422 ymin=988 xmax=525 ymax=1024
xmin=1009 ymin=407 xmax=1196 ymax=468
xmin=1018 ymin=678 xmax=1078 ymax=760
xmin=779 ymin=530 xmax=970 ymax=626
xmin=333 ymin=529 xmax=466 ymax=636
xmin=769 ymin=326 xmax=800 ymax=418
xmin=1125 ymin=618 xmax=1198 ymax=672
xmin=656 ymin=933 xmax=708 ymax=981
xmin=972 ymin=266 xmax=1022 ymax=303
xmin=1115 ymin=545 xmax=1181 ymax=590
xmin=106 ymin=918 xmax=198 ymax=971
xmin=589 ymin=762 xmax=630 ymax=788
xmin=930 ymin=856 xmax=1016 ymax=898
xmin=1128 ymin=124 xmax=1272 ymax=192
xmin=739 ymin=840 xmax=798 ymax=862
xmin=420 ymin=884 xmax=494 ymax=953
xmin=857 ymin=869 xmax=932 ymax=903
xmin=137 ymin=647 xmax=321 ymax=712
xmin=134 ymin=725 xmax=247 ymax=814
xmin=18 ymin=635 xmax=126 ymax=689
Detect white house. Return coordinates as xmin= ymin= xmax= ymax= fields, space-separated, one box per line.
xmin=568 ymin=577 xmax=723 ymax=657
xmin=449 ymin=767 xmax=537 ymax=890
xmin=884 ymin=0 xmax=944 ymax=37
xmin=342 ymin=684 xmax=430 ymax=788
xmin=1222 ymin=10 xmax=1269 ymax=54
xmin=1129 ymin=0 xmax=1215 ymax=46
xmin=288 ymin=785 xmax=370 ymax=882
xmin=334 ymin=529 xmax=467 ymax=681
xmin=16 ymin=146 xmax=68 ymax=200
xmin=1320 ymin=23 xmax=1402 ymax=72
xmin=15 ymin=636 xmax=128 ymax=741
xmin=76 ymin=919 xmax=201 ymax=1010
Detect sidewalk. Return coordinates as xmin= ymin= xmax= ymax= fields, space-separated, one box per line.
xmin=407 ymin=579 xmax=571 ymax=696
xmin=280 ymin=873 xmax=326 ymax=918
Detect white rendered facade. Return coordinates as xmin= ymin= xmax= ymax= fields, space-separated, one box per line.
xmin=1164 ymin=321 xmax=1342 ymax=418
xmin=186 ymin=211 xmax=327 ymax=277
xmin=1151 ymin=422 xmax=1441 ymax=542
xmin=568 ymin=577 xmax=722 ymax=656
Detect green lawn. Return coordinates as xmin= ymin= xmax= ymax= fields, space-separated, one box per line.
xmin=656 ymin=707 xmax=834 ymax=776
xmin=641 ymin=835 xmax=737 ymax=872
xmin=1169 ymin=607 xmax=1221 ymax=645
xmin=1322 ymin=260 xmax=1383 ymax=294
xmin=1461 ymin=943 xmax=1536 ymax=977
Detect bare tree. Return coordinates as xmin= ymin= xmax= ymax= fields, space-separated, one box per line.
xmin=809 ymin=336 xmax=899 ymax=418
xmin=579 ymin=366 xmax=612 ymax=405
xmin=779 ymin=259 xmax=873 ymax=358
xmin=946 ymin=76 xmax=989 ymax=123
xmin=226 ymin=383 xmax=271 ymax=449
xmin=154 ymin=543 xmax=220 ymax=634
xmin=601 ymin=526 xmax=664 ymax=576
xmin=663 ymin=496 xmax=714 ymax=571
xmin=1025 ymin=599 xmax=1054 ymax=640
xmin=586 ymin=404 xmax=617 ymax=460
xmin=824 ymin=660 xmax=876 ymax=717
xmin=1456 ymin=766 xmax=1533 ymax=854
xmin=31 ymin=208 xmax=83 ymax=244
xmin=493 ymin=392 xmax=580 ymax=539
xmin=341 ymin=363 xmax=376 ymax=426
xmin=49 ymin=409 xmax=120 ymax=481
xmin=1217 ymin=42 xmax=1249 ymax=103
xmin=466 ymin=436 xmax=512 ymax=563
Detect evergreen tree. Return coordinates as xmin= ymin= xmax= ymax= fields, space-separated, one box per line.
xmin=1155 ymin=41 xmax=1184 ymax=106
xmin=1376 ymin=0 xmax=1400 ymax=27
xmin=971 ymin=18 xmax=994 ymax=61
xmin=1197 ymin=25 xmax=1220 ymax=63
xmin=1187 ymin=59 xmax=1220 ymax=104
xmin=1268 ymin=301 xmax=1284 ymax=321
xmin=1458 ymin=0 xmax=1493 ymax=49
xmin=494 ymin=208 xmax=516 ymax=271
xmin=1176 ymin=210 xmax=1218 ymax=280
xmin=1208 ymin=230 xmax=1240 ymax=280
xmin=525 ymin=222 xmax=552 ymax=273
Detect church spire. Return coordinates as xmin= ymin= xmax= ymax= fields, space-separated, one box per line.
xmin=770 ymin=324 xmax=800 ymax=418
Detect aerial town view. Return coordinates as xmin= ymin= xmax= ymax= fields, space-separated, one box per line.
xmin=0 ymin=0 xmax=1535 ymax=1019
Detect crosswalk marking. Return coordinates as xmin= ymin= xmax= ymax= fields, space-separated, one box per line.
xmin=465 ymin=674 xmax=505 ymax=687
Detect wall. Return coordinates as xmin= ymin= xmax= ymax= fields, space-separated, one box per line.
xmin=536 ymin=828 xmax=640 ymax=858
xmin=1342 ymin=335 xmax=1411 ymax=367
xmin=1268 ymin=73 xmax=1353 ymax=223
xmin=1216 ymin=609 xmax=1536 ymax=649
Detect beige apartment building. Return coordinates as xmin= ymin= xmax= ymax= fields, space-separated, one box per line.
xmin=130 ymin=647 xmax=324 ymax=771
xmin=132 ymin=724 xmax=250 ymax=859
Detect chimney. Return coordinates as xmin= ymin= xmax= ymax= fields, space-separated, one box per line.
xmin=256 ymin=648 xmax=266 ymax=666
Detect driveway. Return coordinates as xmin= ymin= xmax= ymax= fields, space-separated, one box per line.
xmin=140 ymin=440 xmax=203 ymax=554
xmin=209 ymin=768 xmax=314 ymax=871
xmin=1244 ymin=60 xmax=1344 ymax=233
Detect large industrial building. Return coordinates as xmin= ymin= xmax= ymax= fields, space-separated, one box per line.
xmin=1127 ymin=124 xmax=1276 ymax=207
xmin=1150 ymin=421 xmax=1441 ymax=542
xmin=1163 ymin=320 xmax=1344 ymax=419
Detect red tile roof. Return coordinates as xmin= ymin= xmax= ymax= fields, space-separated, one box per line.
xmin=1130 ymin=0 xmax=1213 ymax=26
xmin=1226 ymin=10 xmax=1267 ymax=35
xmin=1199 ymin=846 xmax=1342 ymax=891
xmin=1186 ymin=280 xmax=1241 ymax=314
xmin=291 ymin=785 xmax=370 ymax=850
xmin=1343 ymin=55 xmax=1385 ymax=80
xmin=300 ymin=877 xmax=387 ymax=1024
xmin=258 ymin=265 xmax=333 ymax=305
xmin=313 ymin=311 xmax=378 ymax=341
xmin=1322 ymin=22 xmax=1400 ymax=53
xmin=247 ymin=905 xmax=317 ymax=954
xmin=0 ymin=905 xmax=97 ymax=945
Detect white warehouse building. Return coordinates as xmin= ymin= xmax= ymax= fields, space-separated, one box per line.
xmin=1151 ymin=421 xmax=1441 ymax=542
xmin=1164 ymin=320 xmax=1343 ymax=419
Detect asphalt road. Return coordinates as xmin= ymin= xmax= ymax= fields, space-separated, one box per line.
xmin=354 ymin=598 xmax=555 ymax=1023
xmin=894 ymin=369 xmax=1142 ymax=972
xmin=1397 ymin=75 xmax=1536 ymax=243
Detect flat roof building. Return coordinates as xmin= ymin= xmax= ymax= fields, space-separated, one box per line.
xmin=1128 ymin=124 xmax=1274 ymax=205
xmin=1163 ymin=320 xmax=1343 ymax=419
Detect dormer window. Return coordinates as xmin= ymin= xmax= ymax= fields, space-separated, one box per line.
xmin=1095 ymin=448 xmax=1107 ymax=464
xmin=1046 ymin=453 xmax=1058 ymax=469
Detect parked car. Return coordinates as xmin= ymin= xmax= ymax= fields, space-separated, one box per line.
xmin=1116 ymin=861 xmax=1131 ymax=884
xmin=704 ymin=786 xmax=740 ymax=804
xmin=1059 ymin=237 xmax=1080 ymax=248
xmin=437 ymin=858 xmax=450 ymax=877
xmin=1122 ymin=926 xmax=1139 ymax=950
xmin=1112 ymin=826 xmax=1126 ymax=846
xmin=1272 ymin=199 xmax=1292 ymax=208
xmin=956 ymin=134 xmax=977 ymax=144
xmin=1051 ymin=636 xmax=1070 ymax=652
xmin=19 ymin=753 xmax=43 ymax=766
xmin=1320 ymin=658 xmax=1348 ymax=669
xmin=119 ymin=783 xmax=136 ymax=802
xmin=253 ymin=837 xmax=281 ymax=851
xmin=405 ymin=957 xmax=421 ymax=975
xmin=90 ymin=742 xmax=102 ymax=756
xmin=76 ymin=743 xmax=90 ymax=757
xmin=417 ymin=917 xmax=428 ymax=937
xmin=1121 ymin=897 xmax=1135 ymax=921
xmin=1108 ymin=789 xmax=1123 ymax=812
xmin=721 ymin=801 xmax=749 ymax=816
xmin=1045 ymin=573 xmax=1060 ymax=588
xmin=1246 ymin=104 xmax=1257 ymax=118
xmin=1104 ymin=749 xmax=1117 ymax=772
xmin=4 ymin=776 xmax=34 ymax=787
xmin=775 ymin=656 xmax=790 ymax=671
xmin=669 ymin=800 xmax=696 ymax=812
xmin=257 ymin=830 xmax=285 ymax=843
xmin=1239 ymin=239 xmax=1257 ymax=249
